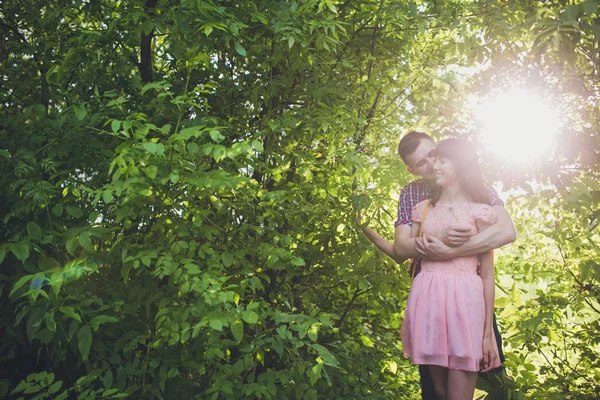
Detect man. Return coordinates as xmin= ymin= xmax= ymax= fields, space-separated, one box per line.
xmin=359 ymin=131 xmax=516 ymax=400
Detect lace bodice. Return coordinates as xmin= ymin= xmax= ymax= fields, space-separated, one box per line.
xmin=412 ymin=201 xmax=497 ymax=274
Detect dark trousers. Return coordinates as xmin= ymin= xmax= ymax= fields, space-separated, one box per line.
xmin=418 ymin=314 xmax=505 ymax=399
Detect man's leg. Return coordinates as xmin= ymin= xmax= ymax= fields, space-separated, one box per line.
xmin=419 ymin=365 xmax=440 ymax=400
xmin=492 ymin=314 xmax=506 ymax=366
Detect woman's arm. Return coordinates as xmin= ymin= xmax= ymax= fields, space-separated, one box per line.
xmin=357 ymin=209 xmax=423 ymax=264
xmin=360 ymin=226 xmax=404 ymax=263
xmin=477 ymin=220 xmax=498 ymax=372
xmin=357 ymin=211 xmax=406 ymax=264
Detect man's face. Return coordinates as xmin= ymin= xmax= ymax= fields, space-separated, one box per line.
xmin=406 ymin=139 xmax=436 ymax=180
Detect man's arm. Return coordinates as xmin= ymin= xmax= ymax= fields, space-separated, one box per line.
xmin=393 ymin=224 xmax=422 ymax=263
xmin=417 ymin=205 xmax=516 ymax=260
xmin=392 ymin=185 xmax=424 ymax=262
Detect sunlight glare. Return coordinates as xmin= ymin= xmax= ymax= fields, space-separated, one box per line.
xmin=473 ymin=88 xmax=561 ymax=163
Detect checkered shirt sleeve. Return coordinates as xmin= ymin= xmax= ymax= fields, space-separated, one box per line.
xmin=395 ymin=183 xmax=421 ymax=227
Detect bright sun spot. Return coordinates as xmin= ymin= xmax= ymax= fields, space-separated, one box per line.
xmin=473 ymin=88 xmax=562 ymax=163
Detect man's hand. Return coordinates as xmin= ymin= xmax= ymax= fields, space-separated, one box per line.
xmin=416 ymin=233 xmax=456 ymax=260
xmin=439 ymin=224 xmax=472 ymax=247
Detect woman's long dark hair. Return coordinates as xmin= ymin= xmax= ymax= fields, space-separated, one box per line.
xmin=430 ymin=139 xmax=491 ymax=206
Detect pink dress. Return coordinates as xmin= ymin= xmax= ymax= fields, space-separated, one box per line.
xmin=402 ymin=200 xmax=502 ymax=372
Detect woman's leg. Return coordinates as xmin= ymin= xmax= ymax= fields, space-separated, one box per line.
xmin=446 ymin=369 xmax=478 ymax=400
xmin=428 ymin=365 xmax=449 ymax=400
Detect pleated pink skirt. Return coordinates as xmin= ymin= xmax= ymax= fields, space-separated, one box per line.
xmin=402 ymin=268 xmax=502 ymax=372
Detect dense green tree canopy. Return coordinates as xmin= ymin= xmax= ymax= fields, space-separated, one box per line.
xmin=0 ymin=0 xmax=599 ymax=399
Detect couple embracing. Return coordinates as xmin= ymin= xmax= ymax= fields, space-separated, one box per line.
xmin=360 ymin=132 xmax=517 ymax=399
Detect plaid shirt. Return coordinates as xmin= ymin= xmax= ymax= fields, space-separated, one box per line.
xmin=395 ymin=179 xmax=504 ymax=227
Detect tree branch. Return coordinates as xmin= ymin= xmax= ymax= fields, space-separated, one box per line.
xmin=0 ymin=17 xmax=28 ymax=43
xmin=336 ymin=287 xmax=371 ymax=329
xmin=139 ymin=0 xmax=158 ymax=83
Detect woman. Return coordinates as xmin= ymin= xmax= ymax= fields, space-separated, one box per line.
xmin=402 ymin=139 xmax=502 ymax=400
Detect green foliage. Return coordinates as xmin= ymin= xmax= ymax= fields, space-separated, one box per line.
xmin=0 ymin=0 xmax=599 ymax=399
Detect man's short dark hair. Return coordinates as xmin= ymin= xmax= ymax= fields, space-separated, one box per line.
xmin=397 ymin=131 xmax=434 ymax=166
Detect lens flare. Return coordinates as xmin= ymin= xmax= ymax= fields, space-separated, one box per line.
xmin=473 ymin=88 xmax=561 ymax=163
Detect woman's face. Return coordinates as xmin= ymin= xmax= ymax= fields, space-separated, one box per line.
xmin=433 ymin=156 xmax=458 ymax=187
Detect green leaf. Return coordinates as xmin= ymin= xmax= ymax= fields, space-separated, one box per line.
xmin=145 ymin=165 xmax=158 ymax=179
xmin=583 ymin=0 xmax=598 ymax=15
xmin=143 ymin=142 xmax=157 ymax=153
xmin=309 ymin=363 xmax=322 ymax=386
xmin=48 ymin=381 xmax=62 ymax=394
xmin=511 ymin=282 xmax=517 ymax=301
xmin=183 ymin=263 xmax=200 ymax=274
xmin=51 ymin=204 xmax=63 ymax=216
xmin=79 ymin=231 xmax=94 ymax=252
xmin=78 ymin=325 xmax=92 ymax=361
xmin=143 ymin=142 xmax=165 ymax=155
xmin=291 ymin=257 xmax=305 ymax=266
xmin=141 ymin=256 xmax=152 ymax=267
xmin=311 ymin=344 xmax=340 ymax=367
xmin=142 ymin=20 xmax=154 ymax=36
xmin=88 ymin=211 xmax=99 ymax=224
xmin=10 ymin=275 xmax=34 ymax=297
xmin=307 ymin=324 xmax=318 ymax=341
xmin=0 ymin=247 xmax=5 ymax=265
xmin=495 ymin=297 xmax=511 ymax=308
xmin=90 ymin=315 xmax=119 ymax=331
xmin=55 ymin=391 xmax=69 ymax=400
xmin=188 ymin=142 xmax=199 ymax=153
xmin=209 ymin=129 xmax=225 ymax=143
xmin=209 ymin=318 xmax=223 ymax=331
xmin=66 ymin=236 xmax=79 ymax=255
xmin=74 ymin=105 xmax=87 ymax=121
xmin=231 ymin=320 xmax=244 ymax=342
xmin=59 ymin=306 xmax=82 ymax=323
xmin=360 ymin=335 xmax=374 ymax=348
xmin=204 ymin=25 xmax=213 ymax=36
xmin=252 ymin=139 xmax=263 ymax=152
xmin=111 ymin=120 xmax=121 ymax=133
xmin=160 ymin=124 xmax=171 ymax=134
xmin=241 ymin=310 xmax=258 ymax=324
xmin=222 ymin=252 xmax=233 ymax=267
xmin=102 ymin=190 xmax=113 ymax=204
xmin=234 ymin=41 xmax=247 ymax=56
xmin=65 ymin=206 xmax=83 ymax=218
xmin=10 ymin=242 xmax=30 ymax=261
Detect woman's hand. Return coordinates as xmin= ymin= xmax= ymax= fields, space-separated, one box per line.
xmin=440 ymin=224 xmax=472 ymax=247
xmin=480 ymin=334 xmax=498 ymax=372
